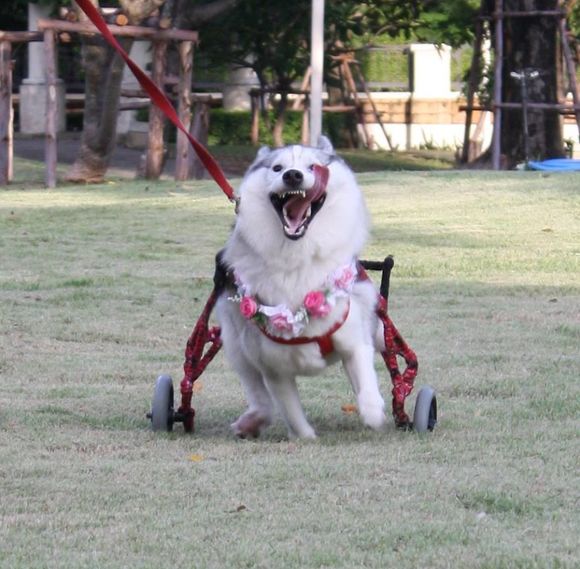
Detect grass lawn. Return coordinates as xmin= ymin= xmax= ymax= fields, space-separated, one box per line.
xmin=206 ymin=145 xmax=455 ymax=176
xmin=0 ymin=163 xmax=578 ymax=568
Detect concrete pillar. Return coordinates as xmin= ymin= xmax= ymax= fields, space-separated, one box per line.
xmin=222 ymin=64 xmax=259 ymax=111
xmin=409 ymin=44 xmax=452 ymax=96
xmin=406 ymin=44 xmax=453 ymax=149
xmin=19 ymin=3 xmax=66 ymax=134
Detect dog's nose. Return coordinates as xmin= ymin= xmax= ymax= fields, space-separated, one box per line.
xmin=282 ymin=169 xmax=304 ymax=187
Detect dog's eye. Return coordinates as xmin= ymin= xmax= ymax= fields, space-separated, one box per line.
xmin=272 ymin=164 xmax=283 ymax=172
xmin=308 ymin=164 xmax=315 ymax=171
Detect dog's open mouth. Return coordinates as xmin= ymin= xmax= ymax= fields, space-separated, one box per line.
xmin=270 ymin=189 xmax=326 ymax=240
xmin=269 ymin=165 xmax=329 ymax=240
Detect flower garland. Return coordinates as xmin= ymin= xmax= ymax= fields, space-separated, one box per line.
xmin=229 ymin=260 xmax=358 ymax=339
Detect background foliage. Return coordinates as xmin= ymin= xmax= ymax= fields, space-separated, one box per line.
xmin=204 ymin=109 xmax=355 ymax=147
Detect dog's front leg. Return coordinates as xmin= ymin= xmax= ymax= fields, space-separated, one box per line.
xmin=231 ymin=362 xmax=274 ymax=439
xmin=218 ymin=307 xmax=274 ymax=438
xmin=342 ymin=345 xmax=386 ymax=430
xmin=263 ymin=374 xmax=316 ymax=439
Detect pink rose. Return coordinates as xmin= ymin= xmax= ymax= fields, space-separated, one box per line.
xmin=304 ymin=290 xmax=331 ymax=318
xmin=334 ymin=266 xmax=355 ymax=290
xmin=239 ymin=296 xmax=258 ymax=319
xmin=270 ymin=313 xmax=293 ymax=332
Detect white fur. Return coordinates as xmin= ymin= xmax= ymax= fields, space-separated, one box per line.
xmin=216 ymin=137 xmax=386 ymax=439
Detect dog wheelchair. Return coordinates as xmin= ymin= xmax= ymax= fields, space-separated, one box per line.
xmin=148 ymin=255 xmax=437 ymax=435
xmin=66 ymin=0 xmax=435 ymax=437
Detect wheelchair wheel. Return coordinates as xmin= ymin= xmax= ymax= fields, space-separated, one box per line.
xmin=413 ymin=385 xmax=437 ymax=433
xmin=150 ymin=375 xmax=175 ymax=432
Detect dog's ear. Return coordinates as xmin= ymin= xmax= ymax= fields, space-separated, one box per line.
xmin=317 ymin=135 xmax=334 ymax=154
xmin=256 ymin=145 xmax=271 ymax=161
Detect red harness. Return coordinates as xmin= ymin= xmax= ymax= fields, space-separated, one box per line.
xmin=256 ymin=262 xmax=370 ymax=356
xmin=258 ymin=300 xmax=350 ymax=357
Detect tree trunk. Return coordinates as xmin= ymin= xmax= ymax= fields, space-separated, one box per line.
xmin=144 ymin=39 xmax=168 ymax=178
xmin=0 ymin=41 xmax=13 ymax=185
xmin=66 ymin=36 xmax=133 ymax=182
xmin=501 ymin=0 xmax=564 ymax=168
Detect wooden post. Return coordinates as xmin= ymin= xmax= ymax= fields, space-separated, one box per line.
xmin=250 ymin=91 xmax=260 ymax=145
xmin=44 ymin=29 xmax=58 ymax=188
xmin=145 ymin=39 xmax=168 ymax=179
xmin=301 ymin=94 xmax=310 ymax=145
xmin=341 ymin=58 xmax=372 ymax=148
xmin=175 ymin=40 xmax=193 ymax=181
xmin=293 ymin=67 xmax=311 ymax=111
xmin=492 ymin=0 xmax=504 ymax=170
xmin=36 ymin=18 xmax=198 ymax=42
xmin=190 ymin=100 xmax=210 ymax=179
xmin=560 ymin=17 xmax=580 ymax=141
xmin=0 ymin=41 xmax=13 ymax=185
xmin=352 ymin=61 xmax=395 ymax=151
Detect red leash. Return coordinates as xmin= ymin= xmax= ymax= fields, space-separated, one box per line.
xmin=74 ymin=0 xmax=236 ymax=202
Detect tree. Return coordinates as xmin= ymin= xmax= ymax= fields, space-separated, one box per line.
xmin=413 ymin=0 xmax=480 ymax=45
xmin=421 ymin=0 xmax=577 ymax=168
xmin=65 ymin=0 xmax=152 ymax=182
xmin=200 ymin=0 xmax=311 ymax=147
xmin=198 ymin=0 xmax=425 ymax=146
xmin=499 ymin=0 xmax=565 ymax=167
xmin=0 ymin=1 xmax=28 ymax=31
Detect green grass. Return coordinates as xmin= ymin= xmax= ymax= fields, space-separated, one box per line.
xmin=1 ymin=167 xmax=579 ymax=568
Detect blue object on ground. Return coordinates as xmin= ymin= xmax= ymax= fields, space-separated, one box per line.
xmin=527 ymin=159 xmax=580 ymax=171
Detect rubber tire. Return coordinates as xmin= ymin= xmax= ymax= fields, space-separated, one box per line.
xmin=151 ymin=375 xmax=175 ymax=432
xmin=413 ymin=385 xmax=437 ymax=433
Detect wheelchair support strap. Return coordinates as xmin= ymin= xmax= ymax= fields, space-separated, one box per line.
xmin=179 ymin=288 xmax=223 ymax=432
xmin=376 ymin=297 xmax=418 ymax=428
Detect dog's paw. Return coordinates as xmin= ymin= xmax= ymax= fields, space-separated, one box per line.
xmin=289 ymin=425 xmax=317 ymax=440
xmin=360 ymin=405 xmax=387 ymax=431
xmin=231 ymin=410 xmax=271 ymax=439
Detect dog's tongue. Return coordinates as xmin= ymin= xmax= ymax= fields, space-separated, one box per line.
xmin=284 ymin=165 xmax=329 ymax=230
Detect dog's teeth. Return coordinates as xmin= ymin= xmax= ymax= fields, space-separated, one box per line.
xmin=300 ymin=191 xmax=306 ymax=198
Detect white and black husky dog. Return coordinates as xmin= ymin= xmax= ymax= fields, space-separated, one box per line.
xmin=216 ymin=137 xmax=387 ymax=439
